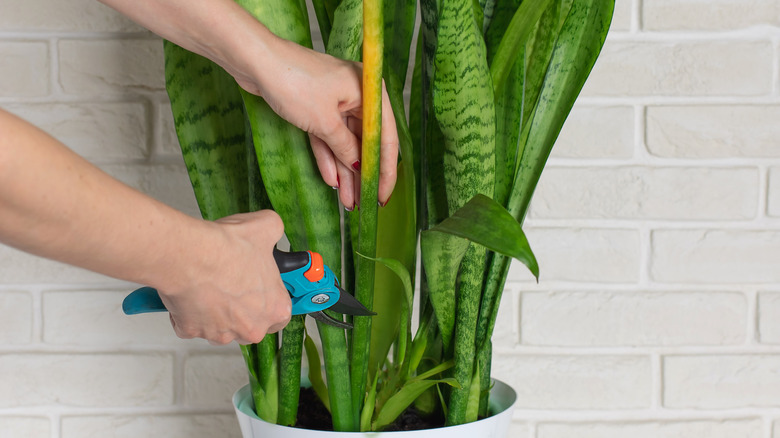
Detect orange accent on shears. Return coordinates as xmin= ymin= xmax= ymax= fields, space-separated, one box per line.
xmin=304 ymin=251 xmax=325 ymax=282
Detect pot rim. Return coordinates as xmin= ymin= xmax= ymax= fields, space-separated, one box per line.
xmin=233 ymin=378 xmax=517 ymax=434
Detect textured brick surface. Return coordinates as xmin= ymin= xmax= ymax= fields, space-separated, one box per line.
xmin=42 ymin=290 xmax=186 ymax=346
xmin=769 ymin=167 xmax=780 ymax=217
xmin=757 ymin=292 xmax=780 ymax=344
xmin=531 ymin=167 xmax=758 ymax=220
xmin=184 ymin=352 xmax=247 ymax=407
xmin=553 ymin=105 xmax=634 ymax=159
xmin=521 ymin=291 xmax=747 ymax=346
xmin=664 ymin=355 xmax=780 ymax=408
xmin=0 ymin=244 xmax=109 ymax=284
xmin=59 ymin=39 xmax=165 ymax=95
xmin=507 ymin=228 xmax=640 ymax=283
xmin=0 ymin=42 xmax=49 ymax=97
xmin=538 ymin=419 xmax=763 ymax=438
xmin=0 ymin=291 xmax=33 ymax=344
xmin=643 ymin=0 xmax=779 ymax=30
xmin=0 ymin=417 xmax=50 ymax=438
xmin=4 ymin=103 xmax=149 ymax=162
xmin=652 ymin=230 xmax=780 ymax=283
xmin=582 ymin=41 xmax=772 ymax=97
xmin=491 ymin=355 xmax=651 ymax=409
xmin=61 ymin=414 xmax=240 ymax=438
xmin=646 ymin=105 xmax=780 ymax=158
xmin=0 ymin=354 xmax=173 ymax=407
xmin=0 ymin=0 xmax=142 ymax=32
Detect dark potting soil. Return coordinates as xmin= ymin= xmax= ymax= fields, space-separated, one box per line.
xmin=295 ymin=387 xmax=445 ymax=432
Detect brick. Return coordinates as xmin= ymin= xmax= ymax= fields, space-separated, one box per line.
xmin=769 ymin=167 xmax=780 ymax=217
xmin=0 ymin=244 xmax=109 ymax=284
xmin=507 ymin=421 xmax=531 ymax=438
xmin=42 ymin=290 xmax=185 ymax=346
xmin=0 ymin=42 xmax=49 ymax=97
xmin=508 ymin=228 xmax=640 ymax=283
xmin=0 ymin=417 xmax=50 ymax=438
xmin=4 ymin=103 xmax=148 ymax=162
xmin=582 ymin=40 xmax=772 ymax=97
xmin=0 ymin=291 xmax=33 ymax=344
xmin=757 ymin=292 xmax=780 ymax=344
xmin=59 ymin=39 xmax=165 ymax=95
xmin=0 ymin=353 xmax=173 ymax=407
xmin=491 ymin=355 xmax=651 ymax=409
xmin=664 ymin=355 xmax=780 ymax=408
xmin=643 ymin=0 xmax=779 ymax=30
xmin=184 ymin=352 xmax=247 ymax=407
xmin=553 ymin=105 xmax=634 ymax=159
xmin=610 ymin=0 xmax=633 ymax=32
xmin=61 ymin=414 xmax=239 ymax=438
xmin=652 ymin=230 xmax=780 ymax=284
xmin=521 ymin=291 xmax=746 ymax=346
xmin=530 ymin=167 xmax=758 ymax=220
xmin=491 ymin=290 xmax=519 ymax=349
xmin=647 ymin=105 xmax=780 ymax=158
xmin=538 ymin=419 xmax=763 ymax=438
xmin=0 ymin=0 xmax=142 ymax=32
xmin=102 ymin=164 xmax=200 ymax=217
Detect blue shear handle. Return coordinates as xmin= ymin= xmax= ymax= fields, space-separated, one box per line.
xmin=280 ymin=255 xmax=340 ymax=315
xmin=123 ymin=287 xmax=167 ymax=315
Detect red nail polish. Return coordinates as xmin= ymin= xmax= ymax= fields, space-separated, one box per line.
xmin=335 ymin=175 xmax=340 ymax=189
xmin=352 ymin=161 xmax=361 ymax=171
xmin=380 ymin=194 xmax=392 ymax=207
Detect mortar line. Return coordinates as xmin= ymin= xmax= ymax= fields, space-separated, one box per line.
xmin=748 ymin=288 xmax=760 ymax=345
xmin=633 ymin=0 xmax=643 ymax=33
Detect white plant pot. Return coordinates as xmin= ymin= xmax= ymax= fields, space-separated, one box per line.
xmin=233 ymin=378 xmax=516 ymax=438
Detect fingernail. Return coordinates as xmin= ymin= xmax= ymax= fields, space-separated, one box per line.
xmin=345 ymin=204 xmax=354 ymax=212
xmin=332 ymin=175 xmax=339 ymax=190
xmin=379 ymin=194 xmax=392 ymax=208
xmin=352 ymin=161 xmax=361 ymax=172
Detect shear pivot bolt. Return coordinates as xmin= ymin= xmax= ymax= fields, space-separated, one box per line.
xmin=311 ymin=294 xmax=330 ymax=305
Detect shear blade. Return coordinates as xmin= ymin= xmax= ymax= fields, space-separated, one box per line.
xmin=329 ymin=285 xmax=376 ymax=316
xmin=309 ymin=310 xmax=353 ymax=329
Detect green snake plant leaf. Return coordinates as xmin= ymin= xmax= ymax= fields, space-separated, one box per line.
xmin=489 ymin=0 xmax=554 ymax=98
xmin=420 ymin=230 xmax=469 ymax=351
xmin=327 ymin=0 xmax=363 ymax=61
xmin=350 ymin=0 xmax=385 ymax=421
xmin=465 ymin=362 xmax=481 ymax=423
xmin=372 ymin=378 xmax=460 ymax=431
xmin=510 ymin=0 xmax=614 ymax=220
xmin=163 ymin=41 xmax=249 ymax=220
xmin=358 ymin=249 xmax=414 ymax=368
xmin=434 ymin=194 xmax=539 ymax=278
xmin=303 ymin=328 xmax=330 ymax=412
xmin=431 ymin=0 xmax=496 ymax=421
xmin=236 ymin=0 xmax=346 ymax=428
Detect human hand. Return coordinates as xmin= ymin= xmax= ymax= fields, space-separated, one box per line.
xmin=157 ymin=210 xmax=292 ymax=345
xmin=234 ymin=38 xmax=399 ymax=210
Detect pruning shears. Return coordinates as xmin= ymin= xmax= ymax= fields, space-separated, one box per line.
xmin=122 ymin=248 xmax=374 ymax=329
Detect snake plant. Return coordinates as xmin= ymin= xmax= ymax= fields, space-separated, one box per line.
xmin=163 ymin=0 xmax=613 ymax=431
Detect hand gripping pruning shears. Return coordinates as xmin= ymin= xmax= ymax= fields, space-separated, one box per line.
xmin=122 ymin=248 xmax=374 ymax=329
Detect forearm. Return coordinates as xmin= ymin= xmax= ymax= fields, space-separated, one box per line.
xmin=0 ymin=109 xmax=213 ymax=291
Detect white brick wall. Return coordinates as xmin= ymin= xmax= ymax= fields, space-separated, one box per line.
xmin=3 ymin=0 xmax=780 ymax=437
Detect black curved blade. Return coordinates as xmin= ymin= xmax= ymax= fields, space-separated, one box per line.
xmin=309 ymin=310 xmax=353 ymax=329
xmin=329 ymin=285 xmax=376 ymax=316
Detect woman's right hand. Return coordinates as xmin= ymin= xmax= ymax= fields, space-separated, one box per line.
xmin=157 ymin=210 xmax=292 ymax=345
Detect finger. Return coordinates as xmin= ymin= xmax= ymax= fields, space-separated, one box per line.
xmin=309 ymin=134 xmax=339 ymax=188
xmin=316 ymin=116 xmax=361 ymax=172
xmin=378 ymin=86 xmax=399 ymax=205
xmin=336 ymin=162 xmax=356 ymax=211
